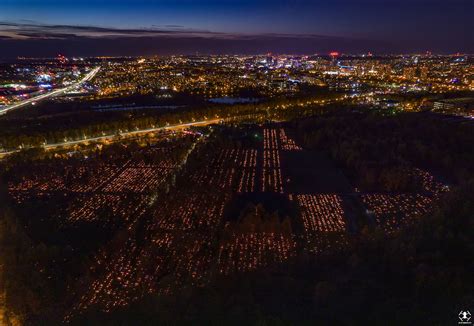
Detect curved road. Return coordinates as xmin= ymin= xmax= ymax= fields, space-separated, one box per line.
xmin=0 ymin=67 xmax=101 ymax=116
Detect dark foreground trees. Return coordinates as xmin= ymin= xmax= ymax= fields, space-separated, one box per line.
xmin=0 ymin=179 xmax=78 ymax=325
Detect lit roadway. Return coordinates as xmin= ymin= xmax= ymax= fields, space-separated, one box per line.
xmin=0 ymin=95 xmax=353 ymax=158
xmin=0 ymin=119 xmax=221 ymax=158
xmin=0 ymin=67 xmax=101 ymax=115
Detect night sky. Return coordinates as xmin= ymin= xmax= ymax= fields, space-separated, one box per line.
xmin=0 ymin=0 xmax=472 ymax=57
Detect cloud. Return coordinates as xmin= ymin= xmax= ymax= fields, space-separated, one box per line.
xmin=0 ymin=21 xmax=362 ymax=42
xmin=0 ymin=21 xmax=225 ymax=40
xmin=15 ymin=32 xmax=80 ymax=39
xmin=0 ymin=21 xmax=399 ymax=57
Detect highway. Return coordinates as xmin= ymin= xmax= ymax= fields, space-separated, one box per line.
xmin=0 ymin=67 xmax=101 ymax=115
xmin=0 ymin=118 xmax=221 ymax=158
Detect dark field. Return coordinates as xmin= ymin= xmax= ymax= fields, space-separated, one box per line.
xmin=283 ymin=150 xmax=352 ymax=194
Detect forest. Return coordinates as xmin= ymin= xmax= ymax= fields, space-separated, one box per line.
xmin=0 ymin=91 xmax=342 ymax=150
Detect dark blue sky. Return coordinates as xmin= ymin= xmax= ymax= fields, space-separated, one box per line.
xmin=0 ymin=0 xmax=472 ymax=57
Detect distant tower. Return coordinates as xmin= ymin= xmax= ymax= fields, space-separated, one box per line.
xmin=330 ymin=51 xmax=339 ymax=65
xmin=266 ymin=53 xmax=273 ymax=66
xmin=57 ymin=54 xmax=68 ymax=65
